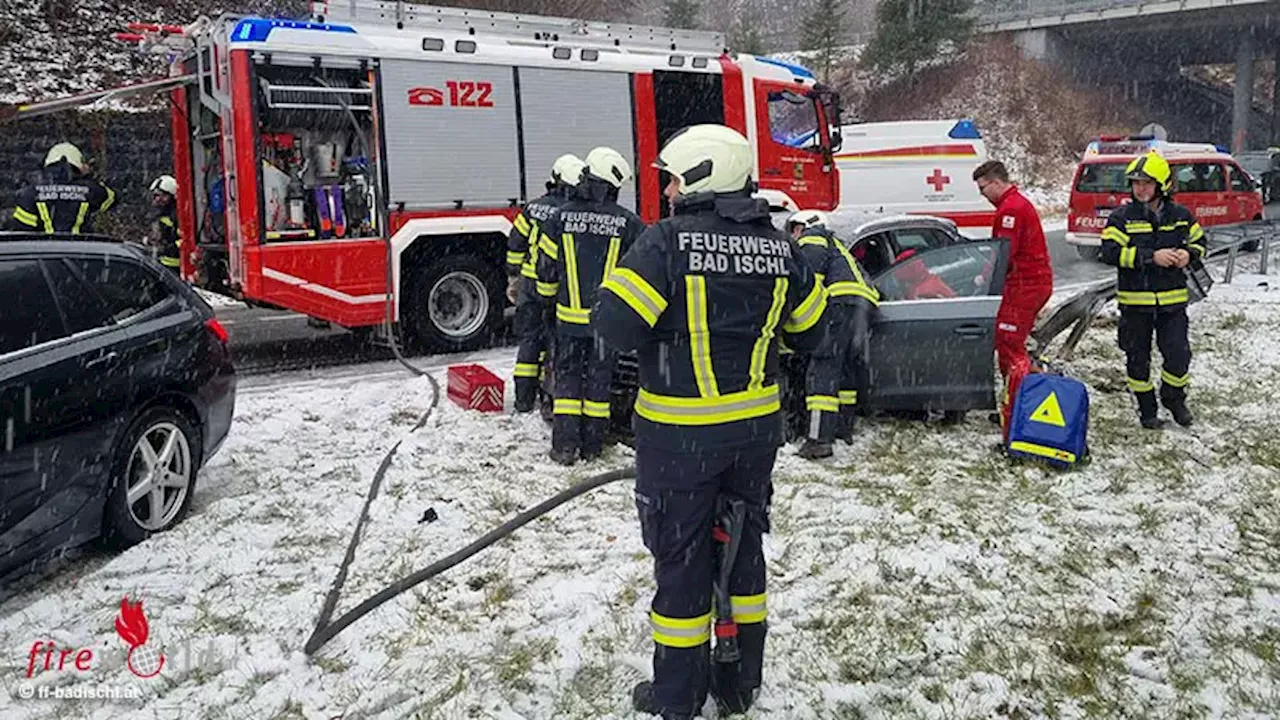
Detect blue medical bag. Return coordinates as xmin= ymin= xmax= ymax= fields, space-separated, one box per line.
xmin=1006 ymin=372 xmax=1090 ymax=469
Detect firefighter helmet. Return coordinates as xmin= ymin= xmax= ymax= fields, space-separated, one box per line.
xmin=655 ymin=124 xmax=753 ymax=195
xmin=550 ymin=154 xmax=585 ymax=187
xmin=45 ymin=142 xmax=86 ymax=172
xmin=786 ymin=209 xmax=829 ymax=232
xmin=1126 ymin=151 xmax=1173 ymax=194
xmin=150 ymin=175 xmax=179 ymax=196
xmin=585 ymin=147 xmax=632 ymax=189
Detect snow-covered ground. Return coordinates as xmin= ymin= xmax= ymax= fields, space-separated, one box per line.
xmin=2 ymin=263 xmax=1279 ymax=719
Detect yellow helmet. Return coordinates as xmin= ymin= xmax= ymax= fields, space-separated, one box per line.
xmin=1126 ymin=151 xmax=1173 ymax=194
xmin=45 ymin=142 xmax=86 ymax=172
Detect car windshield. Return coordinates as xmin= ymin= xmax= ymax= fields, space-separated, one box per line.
xmin=1075 ymin=162 xmax=1130 ymax=194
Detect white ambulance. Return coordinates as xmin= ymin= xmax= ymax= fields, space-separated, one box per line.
xmin=835 ymin=119 xmax=994 ymax=239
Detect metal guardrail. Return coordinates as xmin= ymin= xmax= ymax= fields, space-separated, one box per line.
xmin=973 ymin=0 xmax=1147 ymax=24
xmin=1208 ymin=219 xmax=1277 ymax=282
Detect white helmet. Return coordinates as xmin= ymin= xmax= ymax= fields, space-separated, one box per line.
xmin=150 ymin=174 xmax=179 ymax=196
xmin=550 ymin=154 xmax=586 ymax=187
xmin=584 ymin=146 xmax=632 ymax=189
xmin=787 ymin=209 xmax=829 ymax=231
xmin=45 ymin=142 xmax=86 ymax=172
xmin=655 ymin=124 xmax=754 ymax=195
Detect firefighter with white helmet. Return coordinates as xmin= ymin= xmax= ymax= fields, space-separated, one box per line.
xmin=787 ymin=208 xmax=880 ymax=458
xmin=535 ymin=146 xmax=644 ymax=463
xmin=149 ymin=174 xmax=182 ymax=274
xmin=7 ymin=142 xmax=116 ymax=234
xmin=506 ymin=154 xmax=586 ymax=412
xmin=594 ymin=124 xmax=828 ymax=719
xmin=1100 ymin=150 xmax=1204 ymax=429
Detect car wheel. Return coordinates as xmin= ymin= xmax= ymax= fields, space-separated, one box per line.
xmin=406 ymin=254 xmax=503 ymax=353
xmin=102 ymin=406 xmax=200 ymax=550
xmin=1075 ymin=245 xmax=1101 ymax=262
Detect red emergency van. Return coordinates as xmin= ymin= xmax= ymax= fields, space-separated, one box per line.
xmin=1066 ymin=136 xmax=1265 ymax=260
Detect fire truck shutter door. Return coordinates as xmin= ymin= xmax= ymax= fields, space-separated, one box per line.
xmin=518 ymin=67 xmax=637 ymax=213
xmin=379 ymin=58 xmax=521 ymax=209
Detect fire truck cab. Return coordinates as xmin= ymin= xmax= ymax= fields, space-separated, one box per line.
xmin=147 ymin=1 xmax=843 ymax=351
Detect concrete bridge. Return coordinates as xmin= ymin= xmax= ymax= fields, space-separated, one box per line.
xmin=972 ymin=0 xmax=1280 ymax=152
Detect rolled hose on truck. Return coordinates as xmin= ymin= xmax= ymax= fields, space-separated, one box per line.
xmin=303 ymin=91 xmax=636 ymax=655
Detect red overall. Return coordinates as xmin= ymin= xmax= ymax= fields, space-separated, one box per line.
xmin=992 ymin=185 xmax=1054 ymax=438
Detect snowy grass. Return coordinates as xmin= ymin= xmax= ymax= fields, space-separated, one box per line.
xmin=1 ymin=271 xmax=1279 ymax=719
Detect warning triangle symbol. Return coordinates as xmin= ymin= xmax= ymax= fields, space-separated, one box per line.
xmin=1029 ymin=391 xmax=1067 ymax=427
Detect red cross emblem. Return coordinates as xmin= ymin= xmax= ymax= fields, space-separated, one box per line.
xmin=926 ymin=168 xmax=951 ymax=192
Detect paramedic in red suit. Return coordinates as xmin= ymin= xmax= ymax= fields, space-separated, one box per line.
xmin=972 ymin=160 xmax=1054 ymax=438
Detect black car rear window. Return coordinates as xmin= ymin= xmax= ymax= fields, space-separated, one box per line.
xmin=42 ymin=259 xmax=113 ymax=335
xmin=0 ymin=259 xmax=65 ymax=356
xmin=1075 ymin=163 xmax=1130 ymax=194
xmin=67 ymin=256 xmax=171 ymax=322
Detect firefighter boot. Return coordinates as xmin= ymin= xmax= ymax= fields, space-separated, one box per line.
xmin=630 ymin=681 xmax=695 ymax=720
xmin=1135 ymin=391 xmax=1164 ymax=430
xmin=837 ymin=407 xmax=858 ymax=445
xmin=1161 ymin=385 xmax=1194 ymax=427
xmin=797 ymin=439 xmax=834 ymax=460
xmin=549 ymin=447 xmax=577 ymax=466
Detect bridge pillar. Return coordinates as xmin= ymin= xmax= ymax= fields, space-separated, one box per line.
xmin=1234 ymin=29 xmax=1256 ymax=154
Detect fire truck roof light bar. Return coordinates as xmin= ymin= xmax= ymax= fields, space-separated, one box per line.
xmin=309 ymin=0 xmax=728 ymax=55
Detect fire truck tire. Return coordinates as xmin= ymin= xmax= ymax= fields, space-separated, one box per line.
xmin=405 ymin=253 xmax=504 ymax=352
xmin=1075 ymin=245 xmax=1101 ymax=262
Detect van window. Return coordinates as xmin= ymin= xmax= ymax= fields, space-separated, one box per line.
xmin=1173 ymin=163 xmax=1226 ymax=193
xmin=1075 ymin=163 xmax=1129 ymax=194
xmin=1230 ymin=165 xmax=1255 ymax=192
xmin=766 ymin=90 xmax=820 ymax=150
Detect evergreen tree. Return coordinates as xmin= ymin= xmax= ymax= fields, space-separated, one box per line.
xmin=730 ymin=9 xmax=769 ymax=55
xmin=800 ymin=0 xmax=847 ymax=83
xmin=664 ymin=0 xmax=700 ymax=29
xmin=862 ymin=0 xmax=975 ymax=78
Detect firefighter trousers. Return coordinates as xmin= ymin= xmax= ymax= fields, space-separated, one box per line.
xmin=552 ymin=332 xmax=614 ymax=456
xmin=805 ymin=301 xmax=873 ymax=442
xmin=512 ymin=279 xmax=551 ymax=412
xmin=1119 ymin=306 xmax=1191 ymax=410
xmin=634 ymin=443 xmax=775 ymax=716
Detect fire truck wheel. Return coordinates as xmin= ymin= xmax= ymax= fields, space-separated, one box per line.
xmin=406 ymin=254 xmax=503 ymax=352
xmin=1075 ymin=245 xmax=1101 ymax=262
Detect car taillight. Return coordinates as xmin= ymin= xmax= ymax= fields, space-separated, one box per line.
xmin=205 ymin=318 xmax=229 ymax=345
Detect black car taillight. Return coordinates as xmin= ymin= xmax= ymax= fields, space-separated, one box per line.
xmin=205 ymin=318 xmax=229 ymax=345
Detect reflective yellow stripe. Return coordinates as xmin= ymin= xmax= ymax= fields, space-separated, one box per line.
xmin=1124 ymin=222 xmax=1154 ymax=234
xmin=71 ymin=202 xmax=89 ymax=234
xmin=1159 ymin=221 xmax=1190 ymax=231
xmin=159 ymin=215 xmax=175 ymax=228
xmin=748 ymin=278 xmax=788 ymax=391
xmin=1161 ymin=370 xmax=1190 ymax=388
xmin=1188 ymin=223 xmax=1205 ymax=242
xmin=513 ymin=213 xmax=531 ymax=237
xmin=100 ymin=186 xmax=116 ymax=212
xmin=783 ymin=281 xmax=826 ymax=333
xmin=563 ymin=234 xmax=581 ymax=310
xmin=36 ymin=202 xmax=54 ymax=233
xmin=160 ymin=256 xmax=181 ymax=267
xmin=827 ymin=281 xmax=881 ymax=303
xmin=514 ymin=362 xmax=541 ymax=378
xmin=686 ymin=275 xmax=719 ymax=397
xmin=730 ymin=593 xmax=767 ymax=624
xmin=522 ymin=263 xmax=539 ymax=280
xmin=834 ymin=240 xmax=880 ymax=305
xmin=604 ymin=236 xmax=621 ymax=280
xmin=1116 ymin=288 xmax=1188 ymax=306
xmin=1119 ymin=247 xmax=1137 ymax=269
xmin=1189 ymin=241 xmax=1206 ymax=258
xmin=537 ymin=281 xmax=559 ymax=297
xmin=1101 ymin=226 xmax=1129 ymax=246
xmin=556 ymin=304 xmax=590 ymax=324
xmin=583 ymin=400 xmax=610 ymax=419
xmin=651 ymin=611 xmax=711 ymax=648
xmin=538 ymin=234 xmax=558 ymax=260
xmin=12 ymin=207 xmax=38 ymax=227
xmin=798 ymin=236 xmax=828 ymax=247
xmin=635 ymin=385 xmax=779 ymax=427
xmin=1009 ymin=441 xmax=1076 ymax=464
xmin=839 ymin=390 xmax=858 ymax=405
xmin=507 ymin=250 xmax=526 ymax=266
xmin=553 ymin=399 xmax=583 ymax=416
xmin=1127 ymin=377 xmax=1155 ymax=393
xmin=806 ymin=395 xmax=839 ymax=412
xmin=601 ymin=268 xmax=668 ymax=327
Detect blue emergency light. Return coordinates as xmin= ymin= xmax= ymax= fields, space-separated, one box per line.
xmin=948 ymin=119 xmax=982 ymax=140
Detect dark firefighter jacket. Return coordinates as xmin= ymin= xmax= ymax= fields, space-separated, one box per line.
xmin=506 ymin=186 xmax=569 ymax=280
xmin=7 ymin=161 xmax=116 ymax=235
xmin=153 ymin=206 xmax=181 ymax=269
xmin=1100 ymin=198 xmax=1205 ymax=311
xmin=594 ymin=190 xmax=829 ymax=452
xmin=796 ymin=226 xmax=880 ymax=306
xmin=535 ymin=179 xmax=645 ymax=337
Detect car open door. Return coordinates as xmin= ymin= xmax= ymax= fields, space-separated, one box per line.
xmin=864 ymin=239 xmax=1009 ymax=412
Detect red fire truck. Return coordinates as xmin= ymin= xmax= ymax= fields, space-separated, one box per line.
xmin=76 ymin=1 xmax=843 ymax=351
